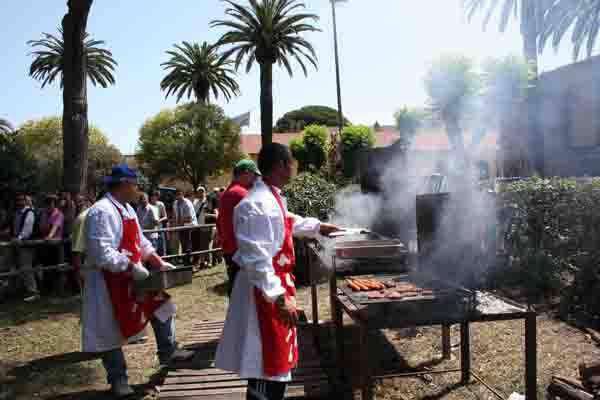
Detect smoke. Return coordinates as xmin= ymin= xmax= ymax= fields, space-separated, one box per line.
xmin=323 ymin=144 xmax=496 ymax=288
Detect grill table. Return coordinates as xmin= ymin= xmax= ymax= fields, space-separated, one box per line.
xmin=302 ymin=239 xmax=537 ymax=400
xmin=333 ymin=287 xmax=537 ymax=400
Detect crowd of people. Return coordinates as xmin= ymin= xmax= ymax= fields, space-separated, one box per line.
xmin=0 ymin=181 xmax=228 ymax=303
xmin=2 ymin=144 xmax=340 ymax=400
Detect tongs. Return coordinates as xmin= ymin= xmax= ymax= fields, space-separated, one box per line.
xmin=327 ymin=228 xmax=371 ymax=238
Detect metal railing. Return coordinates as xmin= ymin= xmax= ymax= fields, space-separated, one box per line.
xmin=0 ymin=224 xmax=222 ymax=281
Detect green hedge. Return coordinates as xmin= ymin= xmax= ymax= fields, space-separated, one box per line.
xmin=283 ymin=172 xmax=337 ymax=221
xmin=497 ymin=177 xmax=600 ymax=313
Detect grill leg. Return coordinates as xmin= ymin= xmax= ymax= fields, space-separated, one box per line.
xmin=460 ymin=321 xmax=471 ymax=384
xmin=525 ymin=313 xmax=537 ymax=400
xmin=359 ymin=323 xmax=373 ymax=400
xmin=442 ymin=324 xmax=451 ymax=359
xmin=333 ymin=298 xmax=345 ymax=382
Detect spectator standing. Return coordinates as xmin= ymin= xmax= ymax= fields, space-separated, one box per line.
xmin=10 ymin=193 xmax=40 ymax=301
xmin=71 ymin=195 xmax=92 ymax=288
xmin=40 ymin=194 xmax=65 ymax=293
xmin=150 ymin=191 xmax=168 ymax=256
xmin=173 ymin=189 xmax=197 ymax=265
xmin=191 ymin=187 xmax=214 ymax=267
xmin=217 ymin=159 xmax=260 ymax=296
xmin=136 ymin=193 xmax=161 ymax=250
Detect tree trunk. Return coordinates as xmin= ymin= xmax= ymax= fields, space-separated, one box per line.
xmin=522 ymin=1 xmax=542 ymax=176
xmin=445 ymin=117 xmax=464 ymax=160
xmin=62 ymin=0 xmax=93 ymax=194
xmin=260 ymin=62 xmax=273 ymax=146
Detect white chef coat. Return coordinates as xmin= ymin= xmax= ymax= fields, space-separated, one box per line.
xmin=215 ymin=179 xmax=321 ymax=382
xmin=81 ymin=193 xmax=175 ymax=353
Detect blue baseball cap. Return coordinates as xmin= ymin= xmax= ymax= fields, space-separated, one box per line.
xmin=103 ymin=164 xmax=138 ymax=185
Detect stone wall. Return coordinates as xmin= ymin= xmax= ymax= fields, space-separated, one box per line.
xmin=538 ymin=55 xmax=600 ymax=176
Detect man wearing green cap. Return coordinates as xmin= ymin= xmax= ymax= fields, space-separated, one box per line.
xmin=217 ymin=159 xmax=261 ymax=296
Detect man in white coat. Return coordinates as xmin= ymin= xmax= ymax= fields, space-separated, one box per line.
xmin=215 ymin=144 xmax=339 ymax=400
xmin=82 ymin=165 xmax=190 ymax=398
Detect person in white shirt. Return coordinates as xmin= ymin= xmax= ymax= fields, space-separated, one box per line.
xmin=136 ymin=193 xmax=160 ymax=249
xmin=8 ymin=192 xmax=40 ymax=302
xmin=173 ymin=189 xmax=197 ymax=265
xmin=149 ymin=190 xmax=168 ymax=256
xmin=81 ymin=165 xmax=191 ymax=398
xmin=215 ymin=144 xmax=339 ymax=400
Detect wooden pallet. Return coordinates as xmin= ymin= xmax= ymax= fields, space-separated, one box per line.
xmin=158 ymin=320 xmax=331 ymax=399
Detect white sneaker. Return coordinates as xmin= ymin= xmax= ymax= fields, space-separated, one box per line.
xmin=24 ymin=293 xmax=40 ymax=302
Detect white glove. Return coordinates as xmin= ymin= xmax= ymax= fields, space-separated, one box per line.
xmin=131 ymin=262 xmax=150 ymax=281
xmin=161 ymin=262 xmax=177 ymax=271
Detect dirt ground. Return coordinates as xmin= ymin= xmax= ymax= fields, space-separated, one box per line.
xmin=1 ymin=265 xmax=600 ymax=400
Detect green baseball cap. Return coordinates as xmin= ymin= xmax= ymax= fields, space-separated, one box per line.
xmin=234 ymin=159 xmax=261 ymax=176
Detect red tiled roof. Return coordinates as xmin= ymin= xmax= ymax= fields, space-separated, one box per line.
xmin=240 ymin=133 xmax=302 ymax=155
xmin=239 ymin=128 xmax=497 ymax=155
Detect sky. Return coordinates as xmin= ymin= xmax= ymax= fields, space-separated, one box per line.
xmin=0 ymin=0 xmax=587 ymax=154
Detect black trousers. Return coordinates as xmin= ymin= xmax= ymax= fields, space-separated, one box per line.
xmin=224 ymin=254 xmax=240 ymax=298
xmin=247 ymin=379 xmax=287 ymax=400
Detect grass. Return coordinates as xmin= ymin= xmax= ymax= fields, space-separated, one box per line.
xmin=1 ymin=265 xmax=600 ymax=399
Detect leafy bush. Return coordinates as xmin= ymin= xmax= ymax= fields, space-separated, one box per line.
xmin=289 ymin=125 xmax=329 ymax=172
xmin=340 ymin=125 xmax=375 ymax=178
xmin=275 ymin=105 xmax=350 ymax=132
xmin=282 ymin=172 xmax=337 ymax=221
xmin=497 ymin=177 xmax=600 ymax=306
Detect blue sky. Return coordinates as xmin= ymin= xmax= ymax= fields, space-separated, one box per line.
xmin=0 ymin=0 xmax=584 ymax=154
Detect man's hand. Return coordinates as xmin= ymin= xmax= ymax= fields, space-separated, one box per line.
xmin=160 ymin=262 xmax=177 ymax=271
xmin=276 ymin=295 xmax=298 ymax=327
xmin=319 ymin=223 xmax=341 ymax=237
xmin=131 ymin=262 xmax=150 ymax=281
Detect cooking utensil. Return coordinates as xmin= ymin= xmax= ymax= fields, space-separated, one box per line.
xmin=328 ymin=228 xmax=371 ymax=238
xmin=334 ymin=239 xmax=406 ymax=259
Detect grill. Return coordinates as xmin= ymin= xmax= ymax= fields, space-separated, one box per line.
xmin=337 ymin=273 xmax=476 ymax=324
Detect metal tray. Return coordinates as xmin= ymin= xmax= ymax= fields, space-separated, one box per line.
xmin=334 ymin=239 xmax=406 ymax=260
xmin=134 ymin=266 xmax=193 ymax=293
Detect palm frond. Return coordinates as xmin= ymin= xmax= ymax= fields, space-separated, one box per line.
xmin=160 ymin=40 xmax=240 ymax=104
xmin=542 ymin=0 xmax=600 ymax=60
xmin=0 ymin=118 xmax=14 ymax=135
xmin=28 ymin=28 xmax=117 ymax=88
xmin=211 ymin=0 xmax=320 ymax=75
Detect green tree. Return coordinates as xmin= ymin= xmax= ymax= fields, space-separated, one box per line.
xmin=463 ymin=0 xmax=552 ymax=175
xmin=137 ymin=103 xmax=244 ymax=189
xmin=212 ymin=0 xmax=320 ymax=146
xmin=482 ymin=55 xmax=532 ymax=176
xmin=28 ymin=2 xmax=116 ymax=193
xmin=0 ymin=130 xmax=38 ymax=194
xmin=160 ymin=41 xmax=240 ymax=105
xmin=394 ymin=106 xmax=426 ymax=148
xmin=289 ymin=125 xmax=329 ymax=172
xmin=28 ymin=29 xmax=116 ymax=88
xmin=18 ymin=116 xmax=121 ymax=193
xmin=275 ymin=105 xmax=349 ymax=132
xmin=424 ymin=55 xmax=480 ymax=157
xmin=340 ymin=125 xmax=375 ymax=178
xmin=541 ymin=0 xmax=600 ymax=60
xmin=0 ymin=118 xmax=14 ymax=135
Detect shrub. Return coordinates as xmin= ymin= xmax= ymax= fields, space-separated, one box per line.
xmin=497 ymin=177 xmax=600 ymax=306
xmin=283 ymin=172 xmax=337 ymax=220
xmin=290 ymin=125 xmax=329 ymax=173
xmin=340 ymin=125 xmax=375 ymax=178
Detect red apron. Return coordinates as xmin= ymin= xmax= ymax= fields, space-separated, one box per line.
xmin=103 ymin=200 xmax=169 ymax=339
xmin=254 ymin=185 xmax=298 ymax=377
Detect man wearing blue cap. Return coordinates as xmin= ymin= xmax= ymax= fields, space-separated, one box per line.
xmin=81 ymin=165 xmax=190 ymax=398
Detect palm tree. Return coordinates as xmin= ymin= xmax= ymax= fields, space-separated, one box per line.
xmin=29 ymin=3 xmax=115 ymax=193
xmin=160 ymin=41 xmax=240 ymax=105
xmin=463 ymin=0 xmax=552 ymax=75
xmin=482 ymin=56 xmax=532 ymax=176
xmin=424 ymin=55 xmax=480 ymax=159
xmin=541 ymin=0 xmax=600 ymax=60
xmin=463 ymin=0 xmax=552 ymax=175
xmin=212 ymin=0 xmax=320 ymax=145
xmin=0 ymin=118 xmax=13 ymax=135
xmin=28 ymin=29 xmax=117 ymax=88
